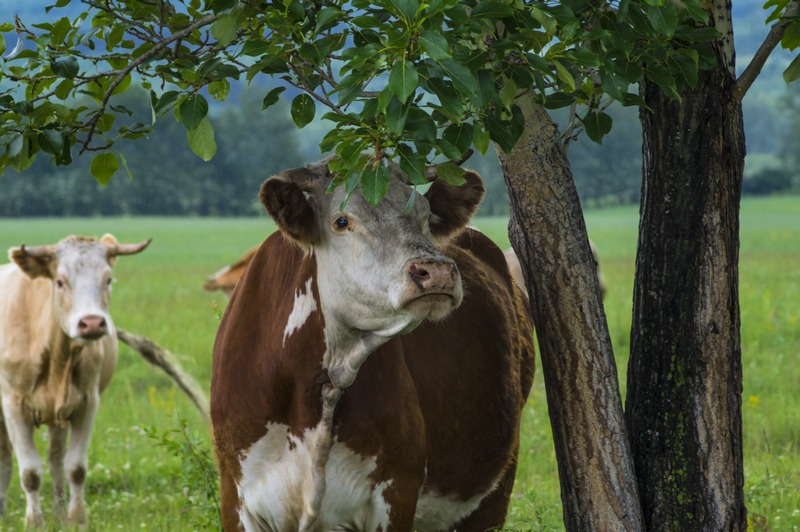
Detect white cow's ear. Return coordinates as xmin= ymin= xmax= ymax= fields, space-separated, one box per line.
xmin=260 ymin=175 xmax=318 ymax=246
xmin=100 ymin=234 xmax=119 ymax=266
xmin=425 ymin=170 xmax=485 ymax=240
xmin=9 ymin=245 xmax=55 ymax=279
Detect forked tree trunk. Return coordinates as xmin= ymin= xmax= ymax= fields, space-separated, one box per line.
xmin=497 ymin=96 xmax=644 ymax=531
xmin=625 ymin=0 xmax=747 ymax=528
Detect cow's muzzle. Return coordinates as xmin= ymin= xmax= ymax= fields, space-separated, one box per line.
xmin=407 ymin=259 xmax=458 ymax=294
xmin=77 ymin=315 xmax=108 ymax=340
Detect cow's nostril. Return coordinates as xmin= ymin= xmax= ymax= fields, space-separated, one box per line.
xmin=78 ymin=316 xmax=108 ymax=338
xmin=409 ymin=264 xmax=430 ymax=282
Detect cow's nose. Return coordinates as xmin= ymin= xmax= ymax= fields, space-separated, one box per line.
xmin=77 ymin=315 xmax=108 ymax=339
xmin=408 ymin=260 xmax=458 ymax=293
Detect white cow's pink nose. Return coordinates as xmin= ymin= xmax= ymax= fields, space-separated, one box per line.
xmin=77 ymin=315 xmax=108 ymax=339
xmin=408 ymin=260 xmax=458 ymax=293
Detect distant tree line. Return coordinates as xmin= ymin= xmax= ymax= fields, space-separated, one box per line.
xmin=0 ymin=87 xmax=306 ymax=217
xmin=1 ymin=85 xmax=796 ymax=218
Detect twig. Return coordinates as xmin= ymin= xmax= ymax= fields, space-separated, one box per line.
xmin=734 ymin=0 xmax=800 ymax=101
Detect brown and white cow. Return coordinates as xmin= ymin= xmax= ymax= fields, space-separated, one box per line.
xmin=0 ymin=234 xmax=150 ymax=527
xmin=211 ymin=159 xmax=535 ymax=531
xmin=204 ymin=246 xmax=259 ymax=298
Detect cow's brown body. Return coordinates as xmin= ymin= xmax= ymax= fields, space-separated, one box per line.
xmin=211 ymin=160 xmax=534 ymax=531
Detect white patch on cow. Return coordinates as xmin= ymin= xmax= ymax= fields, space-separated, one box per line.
xmin=413 ymin=483 xmax=498 ymax=531
xmin=283 ymin=278 xmax=317 ymax=346
xmin=237 ymin=422 xmax=392 ymax=532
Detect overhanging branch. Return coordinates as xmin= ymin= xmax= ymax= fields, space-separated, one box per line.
xmin=734 ymin=0 xmax=800 ymax=101
xmin=79 ymin=12 xmax=221 ymax=153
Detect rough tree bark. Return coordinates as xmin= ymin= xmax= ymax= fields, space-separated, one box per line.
xmin=625 ymin=0 xmax=747 ymax=528
xmin=497 ymin=96 xmax=644 ymax=531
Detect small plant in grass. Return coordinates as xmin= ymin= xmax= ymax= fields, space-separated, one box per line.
xmin=145 ymin=419 xmax=221 ymax=529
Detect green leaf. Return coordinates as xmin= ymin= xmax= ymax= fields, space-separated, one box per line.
xmin=645 ymin=65 xmax=680 ymax=100
xmin=419 ymin=30 xmax=451 ymax=60
xmin=241 ymin=39 xmax=271 ymax=56
xmin=387 ymin=0 xmax=419 ymax=21
xmin=443 ymin=123 xmax=474 ymax=153
xmin=388 ymin=60 xmax=418 ymax=104
xmin=262 ymin=87 xmax=286 ymax=110
xmin=211 ymin=13 xmax=239 ymax=46
xmin=554 ymin=61 xmax=576 ymax=91
xmin=581 ymin=111 xmax=613 ymax=143
xmin=435 ymin=162 xmax=466 ymax=185
xmin=396 ymin=144 xmax=427 ymax=185
xmin=386 ymin=96 xmax=410 ymax=135
xmin=187 ymin=118 xmax=217 ymax=161
xmin=542 ymin=91 xmax=576 ymax=109
xmin=473 ymin=122 xmax=490 ymax=155
xmin=781 ymin=20 xmax=800 ymax=51
xmin=90 ymin=152 xmax=119 ymax=186
xmin=54 ymin=79 xmax=73 ymax=100
xmin=291 ymin=94 xmax=316 ymax=128
xmin=38 ymin=130 xmax=64 ymax=155
xmin=315 ymin=7 xmax=343 ymax=34
xmin=437 ymin=59 xmax=478 ymax=97
xmin=360 ymin=163 xmax=389 ymax=206
xmin=647 ymin=3 xmax=678 ymax=36
xmin=784 ymin=54 xmax=800 ymax=84
xmin=472 ymin=0 xmax=515 ymax=18
xmin=8 ymin=134 xmax=25 ymax=158
xmin=178 ymin=94 xmax=209 ymax=130
xmin=51 ymin=56 xmax=79 ymax=79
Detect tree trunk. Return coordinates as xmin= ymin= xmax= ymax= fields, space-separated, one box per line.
xmin=497 ymin=96 xmax=644 ymax=531
xmin=625 ymin=0 xmax=747 ymax=528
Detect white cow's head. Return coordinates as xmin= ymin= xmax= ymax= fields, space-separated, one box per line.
xmin=260 ymin=158 xmax=484 ymax=341
xmin=10 ymin=234 xmax=151 ymax=342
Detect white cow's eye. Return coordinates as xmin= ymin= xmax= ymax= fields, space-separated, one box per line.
xmin=56 ymin=279 xmax=65 ymax=289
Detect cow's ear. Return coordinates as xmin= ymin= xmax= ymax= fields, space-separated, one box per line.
xmin=100 ymin=233 xmax=119 ymax=266
xmin=425 ymin=170 xmax=485 ymax=240
xmin=260 ymin=176 xmax=317 ymax=245
xmin=9 ymin=245 xmax=55 ymax=279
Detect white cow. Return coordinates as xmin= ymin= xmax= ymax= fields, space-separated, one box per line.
xmin=0 ymin=234 xmax=150 ymax=527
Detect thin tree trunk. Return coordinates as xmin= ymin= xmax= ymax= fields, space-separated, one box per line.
xmin=497 ymin=96 xmax=644 ymax=531
xmin=625 ymin=0 xmax=747 ymax=528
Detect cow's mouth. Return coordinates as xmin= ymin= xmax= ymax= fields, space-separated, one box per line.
xmin=403 ymin=293 xmax=458 ymax=320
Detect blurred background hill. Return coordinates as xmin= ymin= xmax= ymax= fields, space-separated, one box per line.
xmin=1 ymin=1 xmax=797 ymax=217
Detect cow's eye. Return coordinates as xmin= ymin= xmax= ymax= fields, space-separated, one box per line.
xmin=106 ymin=278 xmax=113 ymax=286
xmin=56 ymin=279 xmax=65 ymax=289
xmin=334 ymin=216 xmax=350 ymax=230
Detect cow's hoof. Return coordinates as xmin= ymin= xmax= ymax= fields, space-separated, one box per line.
xmin=24 ymin=511 xmax=45 ymax=529
xmin=68 ymin=506 xmax=87 ymax=528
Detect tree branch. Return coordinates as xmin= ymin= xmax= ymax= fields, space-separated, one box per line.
xmin=79 ymin=12 xmax=221 ymax=154
xmin=734 ymin=0 xmax=800 ymax=101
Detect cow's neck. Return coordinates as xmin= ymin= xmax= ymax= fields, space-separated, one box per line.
xmin=322 ymin=321 xmax=393 ymax=389
xmin=34 ymin=324 xmax=85 ymax=422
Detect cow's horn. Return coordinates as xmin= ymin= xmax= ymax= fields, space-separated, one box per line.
xmin=107 ymin=238 xmax=152 ymax=257
xmin=424 ymin=149 xmax=475 ymax=181
xmin=19 ymin=244 xmax=53 ymax=259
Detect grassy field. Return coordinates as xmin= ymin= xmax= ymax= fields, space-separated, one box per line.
xmin=0 ymin=196 xmax=797 ymax=530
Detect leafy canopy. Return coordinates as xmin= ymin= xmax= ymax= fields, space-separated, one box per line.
xmin=0 ymin=0 xmax=743 ymax=201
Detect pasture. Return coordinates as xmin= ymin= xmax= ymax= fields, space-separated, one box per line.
xmin=0 ymin=195 xmax=797 ymax=530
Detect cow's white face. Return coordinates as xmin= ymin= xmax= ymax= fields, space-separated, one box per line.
xmin=261 ymin=159 xmax=485 ymax=338
xmin=10 ymin=234 xmax=151 ymax=342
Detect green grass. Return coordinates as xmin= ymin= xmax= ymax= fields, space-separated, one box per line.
xmin=0 ymin=196 xmax=797 ymax=530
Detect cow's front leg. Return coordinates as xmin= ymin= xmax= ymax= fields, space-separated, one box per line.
xmin=0 ymin=417 xmax=13 ymax=517
xmin=64 ymin=389 xmax=99 ymax=526
xmin=1 ymin=396 xmax=45 ymax=527
xmin=47 ymin=425 xmax=69 ymax=520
